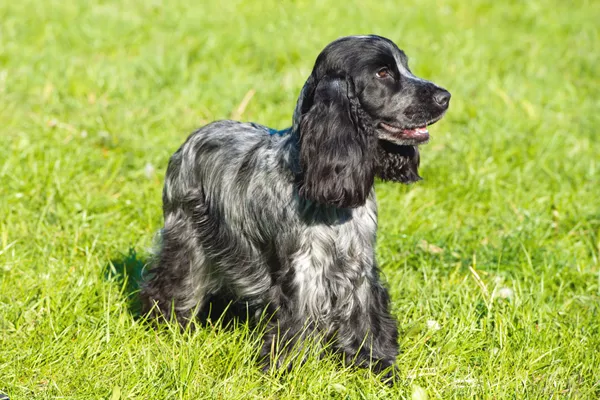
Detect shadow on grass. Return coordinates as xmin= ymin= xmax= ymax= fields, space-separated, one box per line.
xmin=105 ymin=248 xmax=147 ymax=318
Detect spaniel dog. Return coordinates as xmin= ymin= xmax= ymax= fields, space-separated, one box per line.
xmin=141 ymin=35 xmax=450 ymax=380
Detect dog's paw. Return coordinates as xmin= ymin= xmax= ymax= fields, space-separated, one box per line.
xmin=379 ymin=364 xmax=400 ymax=387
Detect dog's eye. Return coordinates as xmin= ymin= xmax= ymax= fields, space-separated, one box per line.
xmin=376 ymin=68 xmax=391 ymax=79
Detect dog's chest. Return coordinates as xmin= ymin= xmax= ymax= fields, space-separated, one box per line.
xmin=291 ymin=201 xmax=377 ymax=323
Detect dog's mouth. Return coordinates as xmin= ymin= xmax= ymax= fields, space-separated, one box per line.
xmin=377 ymin=114 xmax=444 ymax=145
xmin=379 ymin=123 xmax=430 ymax=142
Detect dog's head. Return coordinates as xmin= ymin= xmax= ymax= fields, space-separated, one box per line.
xmin=295 ymin=35 xmax=450 ymax=208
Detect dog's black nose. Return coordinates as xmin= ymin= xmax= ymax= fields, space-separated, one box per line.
xmin=433 ymin=89 xmax=451 ymax=108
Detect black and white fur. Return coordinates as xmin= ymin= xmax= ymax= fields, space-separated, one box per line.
xmin=141 ymin=35 xmax=450 ymax=379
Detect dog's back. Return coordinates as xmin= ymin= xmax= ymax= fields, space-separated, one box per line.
xmin=162 ymin=120 xmax=294 ymax=217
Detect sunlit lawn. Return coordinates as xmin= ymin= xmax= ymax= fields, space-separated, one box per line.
xmin=1 ymin=0 xmax=599 ymax=398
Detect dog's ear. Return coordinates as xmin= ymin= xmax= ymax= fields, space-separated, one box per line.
xmin=297 ymin=74 xmax=377 ymax=208
xmin=375 ymin=142 xmax=422 ymax=183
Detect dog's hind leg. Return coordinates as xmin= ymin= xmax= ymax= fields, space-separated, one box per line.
xmin=140 ymin=209 xmax=220 ymax=327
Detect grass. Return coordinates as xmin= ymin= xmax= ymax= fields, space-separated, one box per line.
xmin=1 ymin=0 xmax=599 ymax=398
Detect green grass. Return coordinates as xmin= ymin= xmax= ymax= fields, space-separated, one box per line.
xmin=1 ymin=0 xmax=599 ymax=398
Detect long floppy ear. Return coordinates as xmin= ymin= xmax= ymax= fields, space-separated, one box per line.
xmin=375 ymin=142 xmax=422 ymax=183
xmin=297 ymin=74 xmax=377 ymax=208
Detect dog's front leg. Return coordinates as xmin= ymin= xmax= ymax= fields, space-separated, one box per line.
xmin=259 ymin=309 xmax=317 ymax=373
xmin=336 ymin=278 xmax=399 ymax=382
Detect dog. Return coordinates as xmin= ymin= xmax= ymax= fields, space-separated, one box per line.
xmin=141 ymin=35 xmax=450 ymax=379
